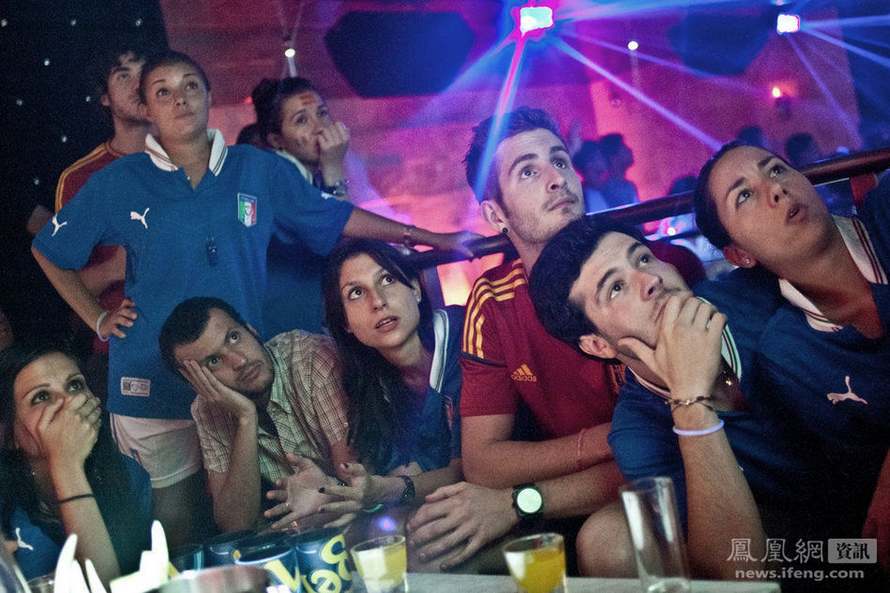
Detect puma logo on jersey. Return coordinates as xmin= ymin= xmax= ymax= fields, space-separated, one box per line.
xmin=511 ymin=364 xmax=538 ymax=382
xmin=15 ymin=528 xmax=34 ymax=551
xmin=50 ymin=214 xmax=68 ymax=236
xmin=827 ymin=375 xmax=868 ymax=406
xmin=130 ymin=207 xmax=150 ymax=229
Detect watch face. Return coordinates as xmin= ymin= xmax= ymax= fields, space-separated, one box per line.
xmin=516 ymin=487 xmax=543 ymax=515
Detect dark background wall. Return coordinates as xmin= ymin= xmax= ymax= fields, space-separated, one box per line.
xmin=0 ymin=1 xmax=166 ymax=342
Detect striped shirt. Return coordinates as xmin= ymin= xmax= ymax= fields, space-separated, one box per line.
xmin=192 ymin=330 xmax=349 ymax=484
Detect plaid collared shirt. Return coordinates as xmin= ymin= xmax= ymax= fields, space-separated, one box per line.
xmin=192 ymin=330 xmax=349 ymax=485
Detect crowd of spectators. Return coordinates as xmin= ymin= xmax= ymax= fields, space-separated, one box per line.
xmin=1 ymin=43 xmax=888 ymax=593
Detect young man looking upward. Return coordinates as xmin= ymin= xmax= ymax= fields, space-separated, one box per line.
xmin=531 ymin=217 xmax=875 ymax=589
xmin=448 ymin=107 xmax=623 ymax=539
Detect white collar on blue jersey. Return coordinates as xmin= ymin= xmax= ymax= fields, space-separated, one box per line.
xmin=630 ymin=298 xmax=742 ymax=401
xmin=429 ymin=309 xmax=451 ymax=392
xmin=144 ymin=128 xmax=228 ymax=176
xmin=779 ymin=215 xmax=888 ymax=333
xmin=274 ymin=148 xmax=314 ymax=185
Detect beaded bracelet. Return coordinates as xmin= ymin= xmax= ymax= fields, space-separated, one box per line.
xmin=672 ymin=419 xmax=725 ymax=437
xmin=664 ymin=395 xmax=714 ymax=411
xmin=95 ymin=311 xmax=110 ymax=342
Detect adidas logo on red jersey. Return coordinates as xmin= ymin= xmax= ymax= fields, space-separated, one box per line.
xmin=511 ymin=364 xmax=538 ymax=382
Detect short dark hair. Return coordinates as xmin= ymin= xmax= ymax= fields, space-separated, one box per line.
xmin=92 ymin=43 xmax=150 ymax=100
xmin=158 ymin=297 xmax=247 ymax=374
xmin=598 ymin=133 xmax=626 ymax=160
xmin=693 ymin=140 xmax=749 ymax=249
xmin=236 ymin=122 xmax=262 ymax=146
xmin=572 ymin=140 xmax=603 ymax=172
xmin=139 ymin=50 xmax=211 ymax=103
xmin=784 ymin=132 xmax=817 ymax=168
xmin=252 ymin=77 xmax=318 ymax=143
xmin=735 ymin=125 xmax=766 ymax=148
xmin=530 ymin=216 xmax=643 ymax=352
xmin=464 ymin=106 xmax=565 ymax=204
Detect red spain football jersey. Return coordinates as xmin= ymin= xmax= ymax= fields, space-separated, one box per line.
xmin=460 ymin=259 xmax=622 ymax=438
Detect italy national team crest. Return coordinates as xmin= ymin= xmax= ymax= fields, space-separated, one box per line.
xmin=237 ymin=193 xmax=258 ymax=227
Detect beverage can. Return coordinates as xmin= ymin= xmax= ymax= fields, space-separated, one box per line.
xmin=291 ymin=527 xmax=353 ymax=593
xmin=204 ymin=530 xmax=255 ymax=566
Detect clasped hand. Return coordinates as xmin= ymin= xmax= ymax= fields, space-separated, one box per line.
xmin=264 ymin=454 xmax=355 ymax=530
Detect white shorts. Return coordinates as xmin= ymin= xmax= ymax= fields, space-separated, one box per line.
xmin=110 ymin=414 xmax=203 ymax=489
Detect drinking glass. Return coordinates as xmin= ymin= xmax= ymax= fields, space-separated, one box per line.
xmin=350 ymin=535 xmax=408 ymax=593
xmin=502 ymin=533 xmax=566 ymax=593
xmin=620 ymin=477 xmax=691 ymax=593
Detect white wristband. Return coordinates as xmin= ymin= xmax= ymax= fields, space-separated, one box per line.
xmin=95 ymin=311 xmax=110 ymax=342
xmin=672 ymin=419 xmax=724 ymax=437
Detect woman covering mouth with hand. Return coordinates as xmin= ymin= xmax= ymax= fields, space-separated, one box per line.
xmin=0 ymin=343 xmax=151 ymax=584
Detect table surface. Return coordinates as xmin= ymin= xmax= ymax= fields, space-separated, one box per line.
xmin=355 ymin=573 xmax=781 ymax=592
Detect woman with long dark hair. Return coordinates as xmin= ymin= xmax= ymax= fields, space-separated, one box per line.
xmin=322 ymin=239 xmax=464 ymax=488
xmin=266 ymin=240 xmax=521 ymax=570
xmin=0 ymin=343 xmax=151 ymax=583
xmin=265 ymin=238 xmax=463 ymax=512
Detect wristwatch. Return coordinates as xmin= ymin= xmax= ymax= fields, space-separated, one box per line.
xmin=512 ymin=483 xmax=544 ymax=522
xmin=321 ymin=178 xmax=349 ymax=198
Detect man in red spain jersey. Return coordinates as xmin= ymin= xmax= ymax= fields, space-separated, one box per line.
xmin=406 ymin=108 xmax=625 ymax=571
xmin=459 ymin=106 xmax=623 ymax=499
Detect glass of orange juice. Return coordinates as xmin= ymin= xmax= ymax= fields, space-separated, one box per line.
xmin=350 ymin=535 xmax=408 ymax=593
xmin=502 ymin=533 xmax=566 ymax=593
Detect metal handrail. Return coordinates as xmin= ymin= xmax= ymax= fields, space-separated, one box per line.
xmin=410 ymin=148 xmax=890 ymax=269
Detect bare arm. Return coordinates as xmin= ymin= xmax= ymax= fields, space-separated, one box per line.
xmin=26 ymin=205 xmax=53 ymax=236
xmin=317 ymin=459 xmax=463 ymax=514
xmin=205 ymin=413 xmax=261 ymax=532
xmin=461 ymin=413 xmax=612 ymax=488
xmin=317 ymin=122 xmax=350 ymax=192
xmin=184 ymin=362 xmax=261 ymax=532
xmin=41 ymin=396 xmax=119 ymax=583
xmin=863 ymin=449 xmax=890 ymax=569
xmin=32 ymin=245 xmax=104 ymax=327
xmin=32 ymin=245 xmax=135 ymax=338
xmin=77 ymin=247 xmax=126 ymax=296
xmin=342 ymin=208 xmax=479 ymax=255
xmin=406 ymin=459 xmax=622 ymax=570
xmin=537 ymin=460 xmax=624 ymax=518
xmin=621 ymin=295 xmax=765 ymax=579
xmin=676 ymin=405 xmax=765 ymax=578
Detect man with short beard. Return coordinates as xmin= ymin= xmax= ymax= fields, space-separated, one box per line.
xmin=159 ymin=297 xmax=352 ymax=531
xmin=410 ymin=109 xmax=625 ymax=565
